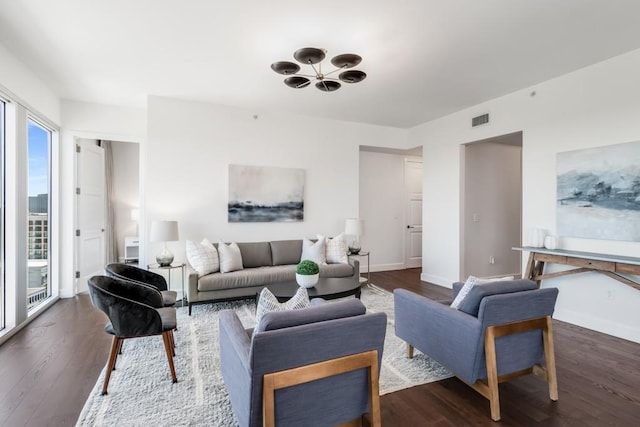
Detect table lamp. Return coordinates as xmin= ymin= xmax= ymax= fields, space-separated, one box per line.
xmin=345 ymin=218 xmax=363 ymax=254
xmin=150 ymin=220 xmax=179 ymax=266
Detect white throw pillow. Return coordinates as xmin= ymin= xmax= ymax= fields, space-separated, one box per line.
xmin=186 ymin=238 xmax=219 ymax=276
xmin=301 ymin=237 xmax=327 ymax=265
xmin=255 ymin=287 xmax=310 ymax=331
xmin=318 ymin=233 xmax=348 ymax=264
xmin=450 ymin=275 xmax=515 ymax=309
xmin=218 ymin=241 xmax=244 ymax=273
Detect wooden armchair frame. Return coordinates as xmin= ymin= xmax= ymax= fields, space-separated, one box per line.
xmin=262 ymin=349 xmax=381 ymax=427
xmin=408 ymin=315 xmax=558 ymax=421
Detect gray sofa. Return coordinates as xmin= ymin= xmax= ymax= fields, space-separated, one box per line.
xmin=186 ymin=239 xmax=359 ymax=314
xmin=219 ymin=298 xmax=387 ymax=427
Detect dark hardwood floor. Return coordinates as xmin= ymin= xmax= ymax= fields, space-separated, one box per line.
xmin=0 ymin=269 xmax=639 ymax=426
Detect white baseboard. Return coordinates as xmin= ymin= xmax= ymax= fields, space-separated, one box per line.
xmin=369 ymin=263 xmax=405 ymax=273
xmin=554 ymin=307 xmax=640 ymax=344
xmin=420 ymin=273 xmax=453 ymax=288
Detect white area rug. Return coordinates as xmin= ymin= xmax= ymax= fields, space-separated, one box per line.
xmin=76 ymin=285 xmax=451 ymax=426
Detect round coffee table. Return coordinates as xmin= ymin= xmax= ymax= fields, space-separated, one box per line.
xmin=266 ymin=277 xmax=362 ymax=302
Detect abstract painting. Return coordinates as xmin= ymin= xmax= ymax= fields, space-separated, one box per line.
xmin=557 ymin=140 xmax=640 ymax=241
xmin=228 ymin=164 xmax=304 ymax=222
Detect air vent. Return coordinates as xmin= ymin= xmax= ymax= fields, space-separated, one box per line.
xmin=472 ymin=113 xmax=489 ymax=127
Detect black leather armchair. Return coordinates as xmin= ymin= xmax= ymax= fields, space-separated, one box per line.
xmin=88 ymin=275 xmax=178 ymax=395
xmin=105 ymin=263 xmax=178 ymax=307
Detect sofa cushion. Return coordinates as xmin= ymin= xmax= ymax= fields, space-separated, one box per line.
xmin=255 ymin=298 xmax=366 ymax=333
xmin=237 ymin=242 xmax=272 ymax=268
xmin=301 ymin=237 xmax=327 ymax=264
xmin=218 ymin=241 xmax=244 ymax=273
xmin=319 ymin=233 xmax=348 ymax=264
xmin=270 ymin=240 xmax=303 ymax=266
xmin=255 ymin=287 xmax=310 ymax=332
xmin=319 ymin=263 xmax=354 ymax=278
xmin=186 ymin=238 xmax=219 ymax=276
xmin=197 ymin=265 xmax=297 ymax=292
xmin=456 ymin=278 xmax=538 ymax=317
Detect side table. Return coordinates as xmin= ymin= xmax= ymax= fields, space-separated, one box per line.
xmin=148 ymin=263 xmax=187 ymax=306
xmin=348 ymin=251 xmax=370 ymax=285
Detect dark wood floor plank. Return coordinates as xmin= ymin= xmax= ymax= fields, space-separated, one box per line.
xmin=0 ymin=268 xmax=639 ymax=426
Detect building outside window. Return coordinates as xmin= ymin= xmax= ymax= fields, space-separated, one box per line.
xmin=27 ymin=119 xmax=51 ymax=311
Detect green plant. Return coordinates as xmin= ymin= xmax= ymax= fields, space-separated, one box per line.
xmin=296 ymin=260 xmax=319 ymax=275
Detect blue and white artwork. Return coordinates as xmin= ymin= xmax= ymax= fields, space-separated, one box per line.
xmin=228 ymin=164 xmax=304 ymax=223
xmin=557 ymin=140 xmax=640 ymax=241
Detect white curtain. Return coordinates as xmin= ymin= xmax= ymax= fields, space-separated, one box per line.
xmin=102 ymin=140 xmax=118 ymax=264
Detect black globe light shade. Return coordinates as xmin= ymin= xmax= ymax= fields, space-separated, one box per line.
xmin=339 ymin=70 xmax=367 ymax=83
xmin=293 ymin=47 xmax=326 ymax=64
xmin=271 ymin=47 xmax=366 ymax=92
xmin=271 ymin=61 xmax=300 ymax=75
xmin=284 ymin=76 xmax=311 ymax=89
xmin=331 ymin=53 xmax=362 ymax=68
xmin=316 ymin=80 xmax=341 ymax=92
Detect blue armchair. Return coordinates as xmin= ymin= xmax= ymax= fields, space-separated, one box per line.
xmin=394 ymin=279 xmax=559 ymax=421
xmin=219 ymin=298 xmax=387 ymax=427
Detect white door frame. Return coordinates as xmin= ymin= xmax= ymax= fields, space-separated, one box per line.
xmin=404 ymin=156 xmax=423 ymax=268
xmin=71 ymin=133 xmax=143 ymax=296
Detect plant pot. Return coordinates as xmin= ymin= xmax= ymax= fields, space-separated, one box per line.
xmin=296 ymin=273 xmax=319 ymax=288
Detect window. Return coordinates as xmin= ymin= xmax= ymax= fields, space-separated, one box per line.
xmin=27 ymin=119 xmax=51 ymax=311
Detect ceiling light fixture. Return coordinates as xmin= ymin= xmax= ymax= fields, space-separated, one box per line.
xmin=271 ymin=47 xmax=367 ymax=92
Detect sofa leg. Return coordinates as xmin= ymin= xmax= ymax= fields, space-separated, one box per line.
xmin=407 ymin=343 xmax=414 ymax=359
xmin=188 ymin=303 xmax=192 ymax=316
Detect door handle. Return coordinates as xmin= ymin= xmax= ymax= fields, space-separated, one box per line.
xmin=407 ymin=225 xmax=416 ymax=229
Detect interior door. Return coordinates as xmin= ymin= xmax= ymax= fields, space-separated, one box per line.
xmin=404 ymin=158 xmax=423 ymax=268
xmin=75 ymin=140 xmax=105 ymax=294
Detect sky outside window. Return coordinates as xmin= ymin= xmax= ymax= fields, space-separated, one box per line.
xmin=28 ymin=121 xmax=49 ymax=196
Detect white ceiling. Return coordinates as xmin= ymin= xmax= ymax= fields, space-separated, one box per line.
xmin=2 ymin=0 xmax=640 ymax=128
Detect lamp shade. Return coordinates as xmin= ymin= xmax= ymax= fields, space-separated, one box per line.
xmin=345 ymin=218 xmax=363 ymax=236
xmin=150 ymin=220 xmax=179 ymax=242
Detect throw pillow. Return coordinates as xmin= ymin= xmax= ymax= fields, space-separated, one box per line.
xmin=450 ymin=275 xmax=515 ymax=310
xmin=319 ymin=233 xmax=348 ymax=264
xmin=185 ymin=238 xmax=219 ymax=276
xmin=301 ymin=237 xmax=327 ymax=265
xmin=218 ymin=241 xmax=244 ymax=273
xmin=255 ymin=286 xmax=311 ymax=331
xmin=450 ymin=275 xmax=479 ymax=309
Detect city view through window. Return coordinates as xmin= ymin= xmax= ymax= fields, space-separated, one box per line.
xmin=27 ymin=120 xmax=51 ymax=310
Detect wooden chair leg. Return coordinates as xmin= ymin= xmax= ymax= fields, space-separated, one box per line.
xmin=162 ymin=331 xmax=178 ymax=383
xmin=170 ymin=330 xmax=176 ymax=356
xmin=484 ymin=327 xmax=501 ymax=421
xmin=117 ymin=338 xmax=124 ymax=355
xmin=368 ymin=351 xmax=382 ymax=427
xmin=543 ymin=316 xmax=559 ymax=401
xmin=102 ymin=336 xmax=121 ymax=395
xmin=407 ymin=343 xmax=414 ymax=359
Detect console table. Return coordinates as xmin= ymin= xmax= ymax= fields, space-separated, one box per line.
xmin=513 ymin=246 xmax=640 ymax=291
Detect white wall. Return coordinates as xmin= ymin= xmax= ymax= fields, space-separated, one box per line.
xmin=0 ymin=42 xmax=60 ymax=124
xmin=411 ymin=48 xmax=640 ymax=343
xmin=145 ymin=96 xmax=408 ymax=267
xmin=359 ymin=151 xmax=406 ymax=272
xmin=60 ymin=100 xmax=146 ymax=296
xmin=111 ymin=141 xmax=140 ymax=260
